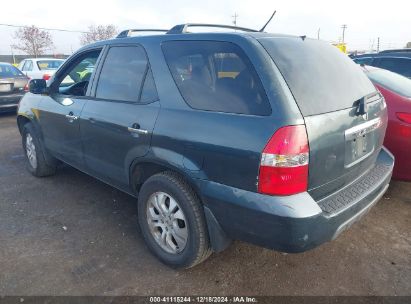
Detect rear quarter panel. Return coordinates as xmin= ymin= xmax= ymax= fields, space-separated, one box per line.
xmin=141 ymin=34 xmax=303 ymax=192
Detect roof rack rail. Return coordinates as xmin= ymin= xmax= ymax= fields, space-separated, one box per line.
xmin=166 ymin=23 xmax=258 ymax=34
xmin=116 ymin=29 xmax=169 ymax=38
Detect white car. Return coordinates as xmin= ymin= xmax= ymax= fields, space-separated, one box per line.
xmin=18 ymin=58 xmax=65 ymax=80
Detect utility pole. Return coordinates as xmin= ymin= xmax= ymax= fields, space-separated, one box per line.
xmin=377 ymin=37 xmax=380 ymax=52
xmin=317 ymin=28 xmax=321 ymax=40
xmin=232 ymin=12 xmax=239 ymax=27
xmin=341 ymin=24 xmax=347 ymax=43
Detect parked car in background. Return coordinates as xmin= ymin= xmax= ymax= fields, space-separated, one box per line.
xmin=362 ymin=65 xmax=411 ymax=180
xmin=17 ymin=25 xmax=394 ymax=268
xmin=0 ymin=62 xmax=29 ymax=112
xmin=17 ymin=58 xmax=65 ymax=80
xmin=352 ymin=50 xmax=411 ymax=79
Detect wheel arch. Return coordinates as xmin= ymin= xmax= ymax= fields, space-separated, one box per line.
xmin=16 ymin=115 xmax=32 ymax=134
xmin=129 ymin=158 xmax=231 ymax=253
xmin=129 ymin=158 xmax=202 ymax=197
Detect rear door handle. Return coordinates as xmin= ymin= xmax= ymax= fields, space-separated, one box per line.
xmin=128 ymin=123 xmax=148 ymax=135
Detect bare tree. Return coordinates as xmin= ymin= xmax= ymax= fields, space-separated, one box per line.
xmin=13 ymin=25 xmax=54 ymax=57
xmin=80 ymin=25 xmax=117 ymax=45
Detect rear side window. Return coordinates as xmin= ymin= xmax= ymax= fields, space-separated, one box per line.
xmin=96 ymin=46 xmax=158 ymax=103
xmin=377 ymin=58 xmax=411 ymax=78
xmin=162 ymin=41 xmax=271 ymax=116
xmin=367 ymin=69 xmax=411 ymax=98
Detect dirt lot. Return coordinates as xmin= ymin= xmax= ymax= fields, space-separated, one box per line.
xmin=0 ymin=112 xmax=410 ymax=296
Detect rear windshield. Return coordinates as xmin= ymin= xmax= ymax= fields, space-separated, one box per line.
xmin=0 ymin=64 xmax=24 ymax=78
xmin=37 ymin=60 xmax=64 ymax=70
xmin=367 ymin=68 xmax=411 ymax=98
xmin=259 ymin=37 xmax=376 ymax=116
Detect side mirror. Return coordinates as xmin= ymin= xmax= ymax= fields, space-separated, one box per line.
xmin=29 ymin=79 xmax=47 ymax=94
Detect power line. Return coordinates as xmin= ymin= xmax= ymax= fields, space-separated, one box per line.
xmin=0 ymin=23 xmax=89 ymax=34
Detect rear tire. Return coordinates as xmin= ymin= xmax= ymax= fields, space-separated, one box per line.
xmin=138 ymin=171 xmax=212 ymax=269
xmin=22 ymin=123 xmax=57 ymax=177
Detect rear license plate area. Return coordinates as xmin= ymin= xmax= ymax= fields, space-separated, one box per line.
xmin=0 ymin=83 xmax=13 ymax=93
xmin=344 ymin=118 xmax=381 ymax=168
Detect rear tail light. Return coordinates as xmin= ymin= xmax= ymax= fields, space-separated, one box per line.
xmin=258 ymin=125 xmax=309 ymax=196
xmin=396 ymin=112 xmax=411 ymax=125
xmin=24 ymin=78 xmax=31 ymax=92
xmin=43 ymin=74 xmax=51 ymax=81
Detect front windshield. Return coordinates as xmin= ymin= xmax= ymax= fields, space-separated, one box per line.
xmin=0 ymin=64 xmax=25 ymax=78
xmin=367 ymin=68 xmax=411 ymax=98
xmin=37 ymin=60 xmax=64 ymax=71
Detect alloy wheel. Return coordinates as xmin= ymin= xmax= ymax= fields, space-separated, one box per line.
xmin=146 ymin=191 xmax=188 ymax=254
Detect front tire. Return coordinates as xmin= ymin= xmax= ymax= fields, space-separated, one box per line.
xmin=138 ymin=172 xmax=212 ymax=269
xmin=22 ymin=123 xmax=57 ymax=177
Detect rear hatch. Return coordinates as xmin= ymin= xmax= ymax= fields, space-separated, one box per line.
xmin=0 ymin=77 xmax=27 ymax=95
xmin=259 ymin=37 xmax=388 ymax=200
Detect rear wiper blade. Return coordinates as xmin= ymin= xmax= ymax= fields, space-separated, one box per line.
xmin=357 ymin=97 xmax=368 ymax=116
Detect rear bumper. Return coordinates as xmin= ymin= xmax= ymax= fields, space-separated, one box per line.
xmin=200 ymin=147 xmax=394 ymax=253
xmin=0 ymin=93 xmax=24 ymax=111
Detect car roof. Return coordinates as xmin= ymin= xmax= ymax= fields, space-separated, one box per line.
xmin=380 ymin=48 xmax=411 ymax=53
xmin=79 ymin=31 xmax=306 ymax=53
xmin=353 ymin=52 xmax=411 ymax=59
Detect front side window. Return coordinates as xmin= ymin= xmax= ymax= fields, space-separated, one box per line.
xmin=96 ymin=46 xmax=157 ymax=103
xmin=56 ymin=49 xmax=101 ymax=96
xmin=162 ymin=41 xmax=271 ymax=116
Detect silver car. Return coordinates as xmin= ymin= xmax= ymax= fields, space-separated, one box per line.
xmin=18 ymin=58 xmax=65 ymax=80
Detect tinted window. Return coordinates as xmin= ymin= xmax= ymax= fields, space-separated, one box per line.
xmin=367 ymin=69 xmax=411 ymax=98
xmin=96 ymin=46 xmax=148 ymax=102
xmin=37 ymin=60 xmax=64 ymax=70
xmin=162 ymin=41 xmax=271 ymax=116
xmin=377 ymin=58 xmax=411 ymax=78
xmin=140 ymin=69 xmax=159 ymax=103
xmin=57 ymin=50 xmax=101 ymax=96
xmin=259 ymin=37 xmax=376 ymax=116
xmin=0 ymin=64 xmax=24 ymax=77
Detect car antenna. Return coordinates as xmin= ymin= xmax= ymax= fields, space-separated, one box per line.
xmin=259 ymin=10 xmax=276 ymax=32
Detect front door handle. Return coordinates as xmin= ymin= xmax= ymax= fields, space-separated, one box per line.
xmin=128 ymin=123 xmax=148 ymax=135
xmin=65 ymin=112 xmax=78 ymax=122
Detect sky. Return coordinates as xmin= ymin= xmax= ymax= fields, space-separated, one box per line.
xmin=1 ymin=0 xmax=410 ymax=55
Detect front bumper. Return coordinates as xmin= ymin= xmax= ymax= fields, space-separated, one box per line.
xmin=200 ymin=147 xmax=394 ymax=253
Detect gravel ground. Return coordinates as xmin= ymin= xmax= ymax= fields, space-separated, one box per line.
xmin=0 ymin=112 xmax=410 ymax=296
